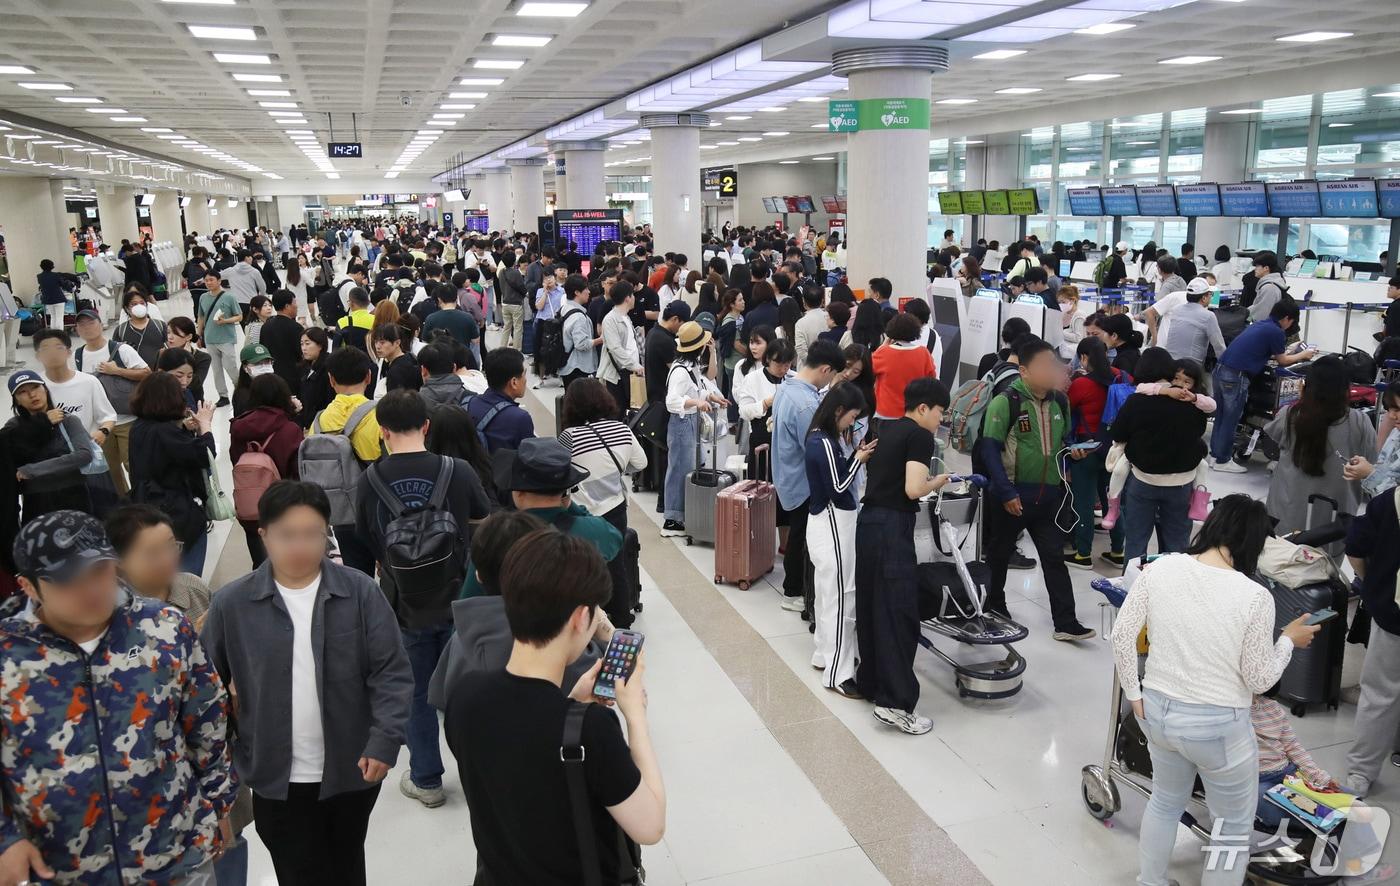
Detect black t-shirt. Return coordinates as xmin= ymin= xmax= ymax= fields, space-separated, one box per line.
xmin=383 ymin=352 xmax=422 ymax=392
xmin=1384 ymin=298 xmax=1400 ymax=339
xmin=861 ymin=417 xmax=936 ymax=512
xmin=445 ymin=671 xmax=641 ymax=886
xmin=644 ymin=326 xmax=677 ymax=403
xmin=629 ymin=286 xmax=660 ymax=333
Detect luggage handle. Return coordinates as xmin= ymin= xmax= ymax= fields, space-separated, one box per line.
xmin=1306 ymin=494 xmax=1339 ymax=531
xmin=753 ymin=443 xmax=770 ymax=483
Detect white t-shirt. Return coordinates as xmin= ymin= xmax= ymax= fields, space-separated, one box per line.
xmin=76 ymin=341 xmax=144 ymax=424
xmin=44 ymin=370 xmax=116 ymax=435
xmin=77 ymin=631 xmax=107 ymax=656
xmin=1151 ymin=290 xmax=1188 ymax=348
xmin=278 ymin=574 xmax=326 ymax=783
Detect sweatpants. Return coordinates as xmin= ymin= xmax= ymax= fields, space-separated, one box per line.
xmin=253 ymin=783 xmax=380 ymax=886
xmin=206 ymin=341 xmax=239 ymax=400
xmin=807 ymin=504 xmax=858 ymax=689
xmin=1348 ymin=627 xmax=1400 ymax=788
xmin=854 ymin=506 xmax=921 ymax=712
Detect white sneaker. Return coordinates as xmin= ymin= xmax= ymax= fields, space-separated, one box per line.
xmin=1210 ymin=460 xmax=1247 ymax=474
xmin=874 ymin=706 xmax=933 ymax=735
xmin=399 ymin=771 xmax=446 ymax=808
xmin=1345 ymin=774 xmax=1372 ymax=798
xmin=780 ymin=596 xmax=806 ymax=612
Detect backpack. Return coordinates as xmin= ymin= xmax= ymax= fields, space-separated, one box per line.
xmin=1093 ymin=253 xmax=1117 ymax=287
xmin=1099 ymin=378 xmax=1137 ymax=430
xmin=535 ymin=315 xmax=568 ymax=374
xmin=77 ymin=340 xmax=137 ymax=415
xmin=365 ymin=458 xmax=464 ymax=622
xmin=298 ymin=400 xmax=377 ymax=525
xmin=946 ymin=364 xmax=1021 ymax=454
xmin=462 ymin=394 xmax=510 ymax=449
xmin=232 ymin=433 xmax=282 ymax=521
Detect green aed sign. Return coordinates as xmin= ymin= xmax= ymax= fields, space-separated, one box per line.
xmin=827 ymin=98 xmax=930 ymax=132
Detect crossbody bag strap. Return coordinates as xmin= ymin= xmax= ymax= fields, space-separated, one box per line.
xmin=562 ymin=701 xmax=603 ymax=886
xmin=586 ymin=422 xmax=625 ymax=475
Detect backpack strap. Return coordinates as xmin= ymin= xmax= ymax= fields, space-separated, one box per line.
xmin=342 ymin=399 xmax=377 ymax=439
xmin=107 ymin=339 xmax=125 ymax=369
xmin=426 ymin=457 xmax=454 ymax=511
xmin=584 ymin=422 xmax=625 ymax=475
xmin=364 ymin=463 xmax=409 ymax=517
xmin=562 ymin=701 xmax=603 ymax=886
xmin=476 ymin=400 xmax=509 ymax=434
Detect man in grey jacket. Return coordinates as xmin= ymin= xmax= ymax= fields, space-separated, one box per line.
xmin=1247 ymin=251 xmax=1291 ymax=322
xmin=225 ymin=248 xmax=268 ymax=321
xmin=497 ymin=253 xmax=528 ymax=351
xmin=560 ymin=273 xmax=600 ymax=387
xmin=202 ymin=480 xmax=412 ymax=886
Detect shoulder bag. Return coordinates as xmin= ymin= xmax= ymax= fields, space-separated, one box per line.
xmin=562 ymin=702 xmax=645 ymax=886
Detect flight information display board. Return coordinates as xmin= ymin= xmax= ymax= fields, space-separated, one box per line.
xmin=1066 ymin=187 xmax=1103 ymax=216
xmin=1265 ymin=181 xmax=1321 ymax=217
xmin=982 ymin=190 xmax=1011 ymax=215
xmin=1101 ymin=187 xmax=1140 ymax=216
xmin=554 ymin=209 xmax=624 ymax=257
xmin=794 ymin=195 xmax=816 ymax=213
xmin=762 ymin=197 xmax=779 ymax=213
xmin=1220 ymin=182 xmax=1267 ymax=217
xmin=1135 ymin=185 xmax=1178 ymax=217
xmin=937 ymin=191 xmax=963 ymax=214
xmin=961 ymin=190 xmax=986 ymax=214
xmin=821 ymin=195 xmax=842 ymax=213
xmin=1318 ymin=179 xmax=1378 ymax=218
xmin=1379 ymin=180 xmax=1400 ymax=219
xmin=1007 ymin=188 xmax=1039 ymax=215
xmin=462 ymin=212 xmax=490 ymax=233
xmin=1175 ymin=184 xmax=1222 ymax=217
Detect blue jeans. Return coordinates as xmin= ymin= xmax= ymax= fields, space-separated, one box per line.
xmin=1256 ymin=764 xmax=1297 ymax=830
xmin=213 ymin=836 xmax=249 ymax=886
xmin=1121 ymin=475 xmax=1193 ymax=564
xmin=180 ymin=532 xmax=208 ymax=578
xmin=665 ymin=412 xmax=698 ymax=523
xmin=1069 ymin=449 xmax=1123 ymax=557
xmin=402 ymin=622 xmax=454 ymax=790
xmin=1138 ymin=689 xmax=1258 ymax=886
xmin=1210 ymin=365 xmax=1251 ymax=464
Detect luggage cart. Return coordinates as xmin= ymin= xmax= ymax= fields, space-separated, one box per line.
xmin=1080 ymin=575 xmax=1345 ymax=885
xmin=912 ymin=474 xmax=1028 ymax=700
xmin=1235 ymin=364 xmax=1306 ymax=463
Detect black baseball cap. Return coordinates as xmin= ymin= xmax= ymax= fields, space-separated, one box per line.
xmin=13 ymin=510 xmax=117 ymax=584
xmin=662 ymin=301 xmax=692 ymax=322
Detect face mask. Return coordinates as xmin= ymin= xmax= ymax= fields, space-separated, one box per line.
xmin=129 ymin=304 xmax=148 ymax=319
xmin=248 ymin=363 xmax=274 ymax=377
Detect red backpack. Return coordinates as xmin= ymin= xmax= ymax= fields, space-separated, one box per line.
xmin=232 ymin=434 xmax=282 ymax=521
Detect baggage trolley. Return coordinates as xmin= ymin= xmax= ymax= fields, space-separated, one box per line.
xmin=1080 ymin=575 xmax=1345 ymax=885
xmin=913 ymin=473 xmax=1028 ymax=700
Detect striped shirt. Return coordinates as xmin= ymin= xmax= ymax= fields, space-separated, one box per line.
xmin=1251 ymin=695 xmax=1331 ymax=784
xmin=558 ymin=420 xmax=648 ymax=516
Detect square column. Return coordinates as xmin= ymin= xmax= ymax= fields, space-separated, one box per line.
xmin=0 ymin=176 xmax=71 ymax=297
xmin=481 ymin=170 xmax=513 ymax=235
xmin=508 ymin=159 xmax=547 ymax=237
xmin=151 ymin=191 xmax=184 ymax=246
xmin=185 ymin=194 xmax=212 ymax=238
xmin=96 ymin=187 xmax=140 ymax=248
xmin=1196 ymin=119 xmax=1250 ymax=258
xmin=641 ymin=114 xmax=707 ymax=259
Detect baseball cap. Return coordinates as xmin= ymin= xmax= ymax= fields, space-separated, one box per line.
xmin=75 ymin=308 xmax=103 ymax=324
xmin=240 ymin=342 xmax=272 ymax=364
xmin=12 ymin=510 xmax=117 ymax=584
xmin=662 ymin=301 xmax=692 ymax=322
xmin=6 ymin=369 xmax=45 ymax=396
xmin=1186 ymin=277 xmax=1213 ymax=296
xmin=1115 ymin=241 xmax=1130 ymax=253
xmin=693 ymin=311 xmax=716 ymax=334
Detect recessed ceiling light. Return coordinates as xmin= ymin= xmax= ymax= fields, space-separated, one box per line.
xmin=284 ymin=129 xmax=314 ymax=135
xmin=972 ymin=49 xmax=1026 ymax=60
xmin=214 ymin=53 xmax=271 ymax=64
xmin=433 ymin=112 xmax=465 ymax=119
xmin=936 ymin=98 xmax=978 ymax=105
xmin=810 ymin=123 xmax=827 ymax=128
xmin=246 ymin=89 xmax=290 ymax=97
xmin=1276 ymin=31 xmax=1352 ymax=42
xmin=491 ymin=34 xmax=552 ymax=47
xmin=0 ymin=65 xmax=36 ymax=75
xmin=86 ymin=107 xmax=128 ymax=114
xmin=758 ymin=106 xmax=786 ymax=113
xmin=1159 ymin=55 xmax=1221 ymax=65
xmin=55 ymin=96 xmax=102 ymax=103
xmin=516 ymin=2 xmax=587 ymax=16
xmin=385 ymin=170 xmax=401 ymax=178
xmin=812 ymin=156 xmax=835 ymax=160
xmin=109 ymin=117 xmax=147 ymax=122
xmin=458 ymin=77 xmax=505 ymax=86
xmin=157 ymin=134 xmax=188 ymax=139
xmin=475 ymin=59 xmax=525 ymax=69
xmin=1076 ymin=22 xmax=1135 ymax=35
xmin=232 ymin=72 xmax=282 ymax=82
xmin=1328 ymin=122 xmax=1354 ymax=127
xmin=995 ymin=87 xmax=1042 ymax=95
xmin=259 ymin=101 xmax=297 ymax=108
xmin=450 ymin=91 xmax=488 ymax=99
xmin=417 ymin=129 xmax=444 ymax=135
xmin=737 ymin=136 xmax=762 ymax=142
xmin=142 ymin=127 xmax=174 ymax=132
xmin=725 ymin=115 xmax=751 ymax=121
xmin=188 ymin=25 xmax=258 ymax=40
xmin=326 ymin=173 xmax=340 ymax=179
xmin=1220 ymin=108 xmax=1261 ymax=114
xmin=1066 ymin=73 xmax=1120 ymax=81
xmin=763 ymin=131 xmax=789 ymax=136
xmin=796 ymin=96 xmax=827 ymax=103
xmin=440 ymin=104 xmax=476 ymax=110
xmin=779 ymin=160 xmax=799 ymax=164
xmin=18 ymin=82 xmax=72 ymax=90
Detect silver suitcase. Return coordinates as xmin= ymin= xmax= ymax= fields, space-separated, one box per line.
xmin=683 ymin=432 xmax=734 ymax=546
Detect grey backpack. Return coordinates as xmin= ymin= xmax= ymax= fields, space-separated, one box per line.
xmin=77 ymin=341 xmax=138 ymax=415
xmin=299 ymin=400 xmax=378 ymax=525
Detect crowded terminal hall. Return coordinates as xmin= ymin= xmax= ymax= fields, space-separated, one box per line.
xmin=4 ymin=1 xmax=1400 ymax=884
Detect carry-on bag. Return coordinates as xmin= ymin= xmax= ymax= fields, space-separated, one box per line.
xmin=683 ymin=427 xmax=735 ymax=546
xmin=714 ymin=445 xmax=777 ymax=589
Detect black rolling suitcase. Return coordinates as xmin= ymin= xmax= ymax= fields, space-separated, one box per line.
xmin=604 ymin=528 xmax=641 ymax=628
xmin=1267 ymin=496 xmax=1348 ymax=717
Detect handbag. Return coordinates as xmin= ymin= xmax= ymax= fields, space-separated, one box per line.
xmin=1187 ymin=483 xmax=1211 ymax=522
xmin=59 ymin=424 xmax=109 ymax=476
xmin=627 ymin=402 xmax=670 ymax=451
xmin=562 ymin=703 xmax=645 ymax=886
xmin=204 ymin=449 xmax=236 ymax=521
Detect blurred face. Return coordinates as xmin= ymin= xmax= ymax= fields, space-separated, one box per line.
xmin=1254 ymin=264 xmax=1268 ymax=279
xmin=118 ymin=522 xmax=181 ymax=594
xmin=259 ymin=505 xmax=331 ymax=578
xmin=373 ymin=338 xmax=397 ymax=360
xmin=14 ymin=383 xmax=47 ymax=413
xmin=36 ymin=336 xmax=71 ymax=371
xmin=1389 ymin=283 xmax=1400 ymax=301
xmin=837 ymin=407 xmax=861 ymax=433
xmin=257 ymin=302 xmax=275 ymax=320
xmin=301 ymin=334 xmax=322 ymax=362
xmin=554 ymin=267 xmax=568 ymax=285
xmin=911 ymin=403 xmax=944 ymax=433
xmin=1386 ymin=397 xmax=1400 ymax=424
xmin=1022 ymin=349 xmax=1063 ymax=391
xmin=734 ymin=294 xmax=745 ymax=313
xmin=298 ymin=255 xmax=310 ymax=268
xmin=22 ymin=561 xmax=120 ymax=633
xmin=842 ymin=358 xmax=863 ymax=381
xmin=767 ymin=357 xmax=792 ymax=377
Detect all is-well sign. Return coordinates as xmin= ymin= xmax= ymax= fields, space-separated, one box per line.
xmin=826 ymin=98 xmax=930 ymax=132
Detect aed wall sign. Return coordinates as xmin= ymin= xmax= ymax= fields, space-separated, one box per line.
xmin=701 ymin=167 xmax=738 ymax=197
xmin=827 ymin=98 xmax=931 ymax=132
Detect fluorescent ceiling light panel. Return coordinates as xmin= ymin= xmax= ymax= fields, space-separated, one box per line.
xmin=214 ymin=53 xmax=271 ymax=64
xmin=779 ymin=160 xmax=799 ymax=164
xmin=491 ymin=34 xmax=552 ymax=47
xmin=1159 ymin=55 xmax=1221 ymax=64
xmin=1276 ymin=31 xmax=1351 ymax=42
xmin=763 ymin=131 xmax=789 ymax=136
xmin=1066 ymin=73 xmax=1120 ymax=81
xmin=450 ymin=91 xmax=488 ymax=98
xmin=432 ymin=112 xmax=465 ymax=119
xmin=1328 ymin=122 xmax=1353 ymax=127
xmin=232 ymin=72 xmax=281 ymax=82
xmin=474 ymin=59 xmax=525 ymax=69
xmin=995 ymin=87 xmax=1041 ymax=94
xmin=325 ymin=173 xmax=340 ymax=179
xmin=626 ymin=41 xmax=824 ymax=113
xmin=246 ymin=89 xmax=290 ymax=96
xmin=142 ymin=127 xmax=174 ymax=132
xmin=283 ymin=129 xmax=313 ymax=135
xmin=0 ymin=65 xmax=36 ymax=75
xmin=1076 ymin=22 xmax=1134 ymax=34
xmin=828 ymin=0 xmax=1032 ymax=40
xmin=758 ymin=106 xmax=786 ymax=112
xmin=267 ymin=111 xmax=301 ymax=117
xmin=188 ymin=25 xmax=257 ymax=40
xmin=19 ymin=82 xmax=71 ymax=90
xmin=936 ymin=98 xmax=978 ymax=104
xmin=973 ymin=49 xmax=1026 ymax=59
xmin=258 ymin=101 xmax=297 ymax=108
xmin=516 ymin=2 xmax=587 ymax=15
xmin=440 ymin=104 xmax=476 ymax=110
xmin=157 ymin=134 xmax=187 ymax=139
xmin=1374 ymin=92 xmax=1400 ymax=98
xmin=109 ymin=117 xmax=146 ymax=122
xmin=812 ymin=156 xmax=835 ymax=160
xmin=699 ymin=144 xmax=717 ymax=149
xmin=797 ymin=96 xmax=826 ymax=103
xmin=725 ymin=115 xmax=751 ymax=121
xmin=458 ymin=77 xmax=505 ymax=86
xmin=810 ymin=123 xmax=827 ymax=128
xmin=737 ymin=136 xmax=761 ymax=142
xmin=55 ymin=96 xmax=102 ymax=103
xmin=86 ymin=107 xmax=128 ymax=114
xmin=163 ymin=0 xmax=237 ymax=5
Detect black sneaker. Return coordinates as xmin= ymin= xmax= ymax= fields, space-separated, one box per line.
xmin=1063 ymin=553 xmax=1094 ymax=571
xmin=659 ymin=520 xmax=687 ymax=538
xmin=1053 ymin=623 xmax=1097 ymax=642
xmin=215 ymin=397 xmax=231 ymax=408
xmin=830 ymin=679 xmax=864 ymax=700
xmin=1101 ymin=551 xmax=1126 ymax=568
xmin=1007 ymin=551 xmax=1036 ymax=570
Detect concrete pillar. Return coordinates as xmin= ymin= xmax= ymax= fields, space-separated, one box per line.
xmin=1197 ymin=118 xmax=1251 ymax=258
xmin=0 ymin=176 xmax=71 ymax=297
xmin=982 ymin=134 xmax=1022 ymax=246
xmin=151 ymin=191 xmax=183 ymax=246
xmin=482 ymin=170 xmax=513 ymax=234
xmin=551 ymin=156 xmax=568 ymax=211
xmin=185 ymin=193 xmax=212 ymax=238
xmin=552 ymin=141 xmax=609 ymax=210
xmin=508 ymin=159 xmax=547 ymax=236
xmin=274 ymin=196 xmax=304 ymax=237
xmin=642 ymin=114 xmax=706 ymax=259
xmin=48 ymin=181 xmax=76 ymax=271
xmin=96 ymin=186 xmax=140 ymax=248
xmin=835 ymin=46 xmax=944 ymax=303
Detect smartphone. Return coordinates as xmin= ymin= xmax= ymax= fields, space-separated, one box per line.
xmin=1335 ymin=450 xmax=1352 ymax=465
xmin=1306 ymin=609 xmax=1338 ymax=625
xmin=593 ymin=629 xmax=645 ymax=700
xmin=1070 ymin=441 xmax=1101 ymax=452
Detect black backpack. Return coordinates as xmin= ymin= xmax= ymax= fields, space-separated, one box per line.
xmin=535 ymin=316 xmax=568 ymax=375
xmin=365 ymin=458 xmax=463 ymax=626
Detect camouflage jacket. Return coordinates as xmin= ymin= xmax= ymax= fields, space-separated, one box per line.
xmin=0 ymin=589 xmax=237 ymax=884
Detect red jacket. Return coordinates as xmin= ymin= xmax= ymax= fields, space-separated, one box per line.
xmin=229 ymin=406 xmax=303 ymax=480
xmin=1068 ymin=369 xmax=1127 ymax=438
xmin=872 ymin=342 xmax=936 ymax=419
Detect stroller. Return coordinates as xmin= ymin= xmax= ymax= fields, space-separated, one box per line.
xmin=1080 ymin=569 xmax=1353 ymax=885
xmin=912 ymin=473 xmax=1028 ymax=700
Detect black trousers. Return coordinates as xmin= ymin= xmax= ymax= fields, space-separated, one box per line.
xmin=253 ymin=783 xmax=381 ymax=886
xmin=853 ymin=507 xmax=921 ymax=712
xmin=781 ymin=499 xmax=812 ymax=599
xmin=333 ymin=523 xmax=376 ymax=577
xmin=563 ymin=368 xmax=590 ymax=390
xmin=606 ymin=370 xmax=631 ymax=419
xmin=983 ymin=491 xmax=1080 ymax=632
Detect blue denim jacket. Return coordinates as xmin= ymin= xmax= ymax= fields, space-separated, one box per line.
xmin=772 ymin=376 xmax=821 ymax=510
xmin=1363 ymin=427 xmax=1400 ymax=498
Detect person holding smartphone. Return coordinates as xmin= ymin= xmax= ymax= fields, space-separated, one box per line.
xmin=445 ymin=529 xmax=665 ymax=884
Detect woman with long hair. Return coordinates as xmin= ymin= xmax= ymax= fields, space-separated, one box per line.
xmin=1065 ymin=337 xmax=1125 ymax=568
xmin=558 ymin=377 xmax=648 ymax=532
xmin=424 ymin=404 xmax=498 ymax=506
xmin=164 ymin=315 xmax=212 ymax=405
xmin=296 ymin=327 xmax=334 ymax=428
xmin=3 ymin=371 xmax=93 ymax=522
xmin=1265 ymin=355 xmax=1374 ymax=555
xmin=803 ymin=382 xmax=875 ymax=698
xmin=1138 ymin=240 xmax=1160 ymax=283
xmin=285 ymin=253 xmax=314 ymax=324
xmin=1112 ymin=495 xmax=1318 ymax=886
xmin=1095 ymin=313 xmax=1144 ymax=377
xmin=744 ymin=280 xmax=780 ymax=336
xmin=849 ymin=299 xmax=885 ymax=352
xmin=734 ymin=329 xmax=787 ymax=478
xmin=228 ymin=374 xmax=303 ymax=566
xmin=840 ymin=344 xmax=877 ymax=420
xmin=128 ymin=372 xmax=216 ymax=576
